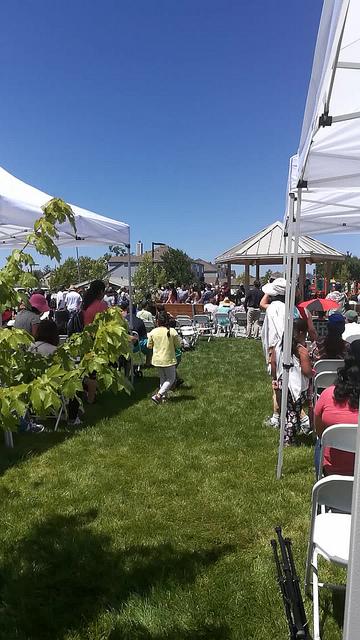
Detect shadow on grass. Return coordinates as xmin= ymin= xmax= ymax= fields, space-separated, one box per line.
xmin=0 ymin=430 xmax=69 ymax=478
xmin=109 ymin=622 xmax=231 ymax=639
xmin=0 ymin=372 xmax=159 ymax=478
xmin=0 ymin=510 xmax=235 ymax=640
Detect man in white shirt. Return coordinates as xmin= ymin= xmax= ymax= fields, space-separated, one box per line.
xmin=65 ymin=286 xmax=82 ymax=314
xmin=343 ymin=310 xmax=360 ymax=343
xmin=56 ymin=290 xmax=65 ymax=310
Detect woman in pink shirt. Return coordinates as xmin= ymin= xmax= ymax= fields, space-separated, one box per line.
xmin=82 ymin=280 xmax=107 ymax=326
xmin=314 ymin=339 xmax=360 ymax=475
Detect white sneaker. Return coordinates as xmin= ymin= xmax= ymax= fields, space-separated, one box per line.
xmin=68 ymin=416 xmax=82 ymax=426
xmin=299 ymin=415 xmax=312 ymax=435
xmin=263 ymin=415 xmax=280 ymax=429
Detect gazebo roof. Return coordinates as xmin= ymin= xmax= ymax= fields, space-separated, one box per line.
xmin=215 ymin=221 xmax=345 ymax=265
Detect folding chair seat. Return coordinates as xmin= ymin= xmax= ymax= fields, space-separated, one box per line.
xmin=305 ymin=476 xmax=353 ymax=640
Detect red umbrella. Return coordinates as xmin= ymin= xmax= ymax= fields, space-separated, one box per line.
xmin=298 ymin=298 xmax=339 ymax=313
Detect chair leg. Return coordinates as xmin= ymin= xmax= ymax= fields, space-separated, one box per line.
xmin=312 ymin=550 xmax=321 ymax=640
xmin=305 ymin=541 xmax=313 ymax=596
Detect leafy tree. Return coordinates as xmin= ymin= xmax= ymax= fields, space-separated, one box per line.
xmin=0 ymin=198 xmax=131 ymax=437
xmin=109 ymin=245 xmax=126 ymax=256
xmin=132 ymin=253 xmax=166 ymax=303
xmin=49 ymin=256 xmax=107 ymax=289
xmin=161 ymin=248 xmax=194 ymax=286
xmin=263 ymin=269 xmax=273 ymax=282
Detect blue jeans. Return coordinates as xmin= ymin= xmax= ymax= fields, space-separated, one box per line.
xmin=314 ymin=437 xmax=321 ymax=478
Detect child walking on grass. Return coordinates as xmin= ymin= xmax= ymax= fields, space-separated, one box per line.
xmin=147 ymin=311 xmax=182 ymax=404
xmin=271 ymin=318 xmax=312 ymax=446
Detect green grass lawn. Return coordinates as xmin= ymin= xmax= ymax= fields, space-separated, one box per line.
xmin=0 ymin=339 xmax=344 ymax=639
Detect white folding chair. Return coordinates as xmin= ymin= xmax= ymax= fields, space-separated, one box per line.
xmin=318 ymin=424 xmax=357 ymax=480
xmin=176 ymin=316 xmax=193 ymax=328
xmin=313 ymin=371 xmax=337 ymax=401
xmin=305 ymin=476 xmax=353 ymax=640
xmin=313 ymin=359 xmax=344 ymax=376
xmin=193 ymin=314 xmax=213 ymax=342
xmin=143 ymin=320 xmax=154 ymax=333
xmin=214 ymin=312 xmax=231 ymax=337
xmin=232 ymin=311 xmax=247 ymax=337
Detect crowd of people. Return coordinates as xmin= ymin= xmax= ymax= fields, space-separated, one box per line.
xmin=261 ymin=277 xmax=360 ymax=478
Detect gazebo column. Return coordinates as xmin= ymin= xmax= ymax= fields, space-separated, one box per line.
xmin=227 ymin=262 xmax=232 ymax=289
xmin=244 ymin=264 xmax=250 ymax=292
xmin=324 ymin=261 xmax=330 ymax=295
xmin=255 ymin=262 xmax=260 ymax=281
xmin=298 ymin=258 xmax=306 ymax=301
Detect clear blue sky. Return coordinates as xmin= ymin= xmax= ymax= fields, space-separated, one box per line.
xmin=2 ymin=0 xmax=348 ymax=269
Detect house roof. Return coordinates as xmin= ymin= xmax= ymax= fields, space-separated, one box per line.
xmin=195 ymin=258 xmax=218 ymax=272
xmin=215 ymin=221 xmax=345 ymax=265
xmin=108 ymin=245 xmax=169 ymax=264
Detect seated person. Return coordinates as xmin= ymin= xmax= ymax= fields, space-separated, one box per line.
xmin=14 ymin=293 xmax=49 ymax=336
xmin=343 ymin=309 xmax=360 ymax=343
xmin=29 ymin=319 xmax=81 ymax=426
xmin=314 ymin=339 xmax=360 ymax=475
xmin=310 ymin=312 xmax=349 ymax=361
xmin=204 ymin=296 xmax=218 ymax=318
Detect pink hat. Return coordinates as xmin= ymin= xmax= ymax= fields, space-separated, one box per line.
xmin=29 ymin=293 xmax=50 ymax=313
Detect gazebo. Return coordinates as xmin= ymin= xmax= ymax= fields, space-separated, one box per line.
xmin=215 ymin=221 xmax=345 ymax=295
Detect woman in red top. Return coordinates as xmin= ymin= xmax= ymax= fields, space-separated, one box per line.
xmin=82 ymin=280 xmax=107 ymax=326
xmin=314 ymin=339 xmax=360 ymax=475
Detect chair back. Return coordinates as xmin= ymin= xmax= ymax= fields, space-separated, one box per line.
xmin=235 ymin=312 xmax=247 ymax=323
xmin=313 ymin=359 xmax=344 ymax=375
xmin=313 ymin=318 xmax=328 ymax=338
xmin=318 ymin=424 xmax=358 ymax=479
xmin=314 ymin=370 xmax=337 ymax=399
xmin=214 ymin=312 xmax=230 ymax=327
xmin=176 ymin=316 xmax=193 ymax=327
xmin=259 ymin=312 xmax=265 ymax=325
xmin=312 ymin=475 xmax=353 ymax=513
xmin=193 ymin=314 xmax=211 ymax=326
xmin=58 ymin=335 xmax=68 ymax=346
xmin=143 ymin=320 xmax=154 ymax=332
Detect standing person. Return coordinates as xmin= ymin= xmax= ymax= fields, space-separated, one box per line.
xmin=244 ymin=280 xmax=262 ymax=339
xmin=272 ymin=318 xmax=312 ymax=446
xmin=65 ymin=286 xmax=82 ymax=315
xmin=166 ymin=287 xmax=178 ymax=304
xmin=56 ymin=289 xmax=66 ymax=309
xmin=82 ymin=280 xmax=107 ymax=326
xmin=326 ymin=282 xmax=347 ymax=314
xmin=147 ymin=311 xmax=181 ymax=405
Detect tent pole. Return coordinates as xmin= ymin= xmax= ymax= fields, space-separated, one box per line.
xmin=277 ymin=190 xmax=302 ymax=478
xmin=127 ymin=241 xmax=134 ymax=384
xmin=343 ymin=402 xmax=360 ymax=639
xmin=4 ymin=430 xmax=14 ymax=448
xmin=75 ymin=246 xmax=81 ymax=283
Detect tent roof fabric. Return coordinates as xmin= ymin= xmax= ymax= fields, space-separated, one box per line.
xmin=0 ymin=166 xmax=130 ymax=248
xmin=215 ymin=221 xmax=345 ymax=265
xmin=295 ymin=0 xmax=360 ymax=189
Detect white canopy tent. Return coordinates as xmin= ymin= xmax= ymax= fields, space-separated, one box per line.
xmin=0 ymin=166 xmax=133 ymax=449
xmin=0 ymin=166 xmax=130 ymax=247
xmin=277 ymin=1 xmax=360 ymax=637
